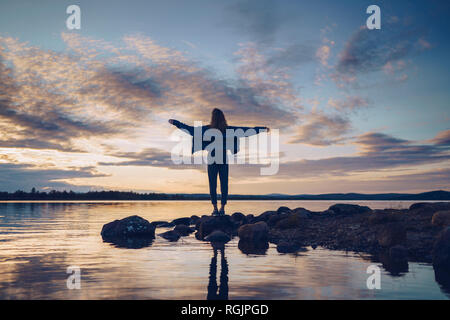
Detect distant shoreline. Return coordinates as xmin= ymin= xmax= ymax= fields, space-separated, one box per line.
xmin=0 ymin=190 xmax=449 ymax=201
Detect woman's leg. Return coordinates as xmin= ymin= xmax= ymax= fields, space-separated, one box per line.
xmin=218 ymin=164 xmax=229 ymax=212
xmin=208 ymin=164 xmax=219 ymax=210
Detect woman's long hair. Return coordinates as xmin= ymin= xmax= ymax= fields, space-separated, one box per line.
xmin=210 ymin=108 xmax=228 ymax=132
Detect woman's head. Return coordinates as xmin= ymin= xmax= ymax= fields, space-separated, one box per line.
xmin=210 ymin=108 xmax=228 ymax=132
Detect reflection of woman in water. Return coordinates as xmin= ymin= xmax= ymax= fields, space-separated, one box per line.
xmin=169 ymin=108 xmax=269 ymax=216
xmin=207 ymin=243 xmax=229 ymax=300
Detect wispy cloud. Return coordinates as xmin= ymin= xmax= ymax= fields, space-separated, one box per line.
xmin=288 ymin=110 xmax=350 ymax=146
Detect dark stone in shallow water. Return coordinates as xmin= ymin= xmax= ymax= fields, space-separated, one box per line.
xmin=171 ymin=217 xmax=191 ymax=226
xmin=151 ymin=221 xmax=174 ymax=228
xmin=238 ymin=222 xmax=269 ymax=242
xmin=276 ymin=241 xmax=303 ymax=254
xmin=197 ymin=215 xmax=235 ymax=240
xmin=238 ymin=240 xmax=269 ymax=255
xmin=328 ymin=203 xmax=371 ymax=215
xmin=379 ymin=250 xmax=409 ymax=277
xmin=174 ymin=224 xmax=195 ymax=236
xmin=101 ymin=215 xmax=155 ymax=239
xmin=377 ymin=223 xmax=406 ymax=247
xmin=159 ymin=230 xmax=181 ymax=242
xmin=433 ymin=226 xmax=450 ymax=270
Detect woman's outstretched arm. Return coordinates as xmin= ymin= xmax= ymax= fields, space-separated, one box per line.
xmin=169 ymin=119 xmax=194 ymax=136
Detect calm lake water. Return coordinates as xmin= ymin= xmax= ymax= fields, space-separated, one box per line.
xmin=0 ymin=200 xmax=448 ymax=300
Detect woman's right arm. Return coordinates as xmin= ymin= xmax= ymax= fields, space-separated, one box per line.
xmin=169 ymin=119 xmax=194 ymax=135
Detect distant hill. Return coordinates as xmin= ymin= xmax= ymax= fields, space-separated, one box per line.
xmin=0 ymin=190 xmax=449 ymax=201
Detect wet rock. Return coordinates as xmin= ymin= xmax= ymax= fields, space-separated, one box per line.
xmin=254 ymin=211 xmax=278 ymax=223
xmin=433 ymin=226 xmax=450 ymax=270
xmin=275 ymin=212 xmax=308 ymax=230
xmin=197 ymin=215 xmax=235 ymax=240
xmin=379 ymin=250 xmax=409 ymax=276
xmin=150 ymin=221 xmax=174 ymax=228
xmin=434 ymin=267 xmax=450 ymax=295
xmin=377 ymin=223 xmax=406 ymax=247
xmin=231 ymin=212 xmax=246 ymax=223
xmin=277 ymin=206 xmax=291 ymax=214
xmin=368 ymin=210 xmax=402 ymax=225
xmin=238 ymin=240 xmax=269 ymax=255
xmin=159 ymin=230 xmax=181 ymax=242
xmin=432 ymin=211 xmax=450 ymax=227
xmin=291 ymin=207 xmax=313 ymax=218
xmin=328 ymin=203 xmax=371 ymax=216
xmin=389 ymin=245 xmax=408 ymax=261
xmin=190 ymin=215 xmax=200 ymax=225
xmin=276 ymin=241 xmax=303 ymax=253
xmin=101 ymin=215 xmax=155 ymax=239
xmin=238 ymin=222 xmax=269 ymax=242
xmin=171 ymin=217 xmax=191 ymax=226
xmin=174 ymin=224 xmax=195 ymax=236
xmin=409 ymin=202 xmax=450 ymax=212
xmin=204 ymin=230 xmax=231 ymax=243
xmin=267 ymin=212 xmax=289 ymax=227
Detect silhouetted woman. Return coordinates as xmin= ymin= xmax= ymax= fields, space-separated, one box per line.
xmin=169 ymin=108 xmax=268 ymax=215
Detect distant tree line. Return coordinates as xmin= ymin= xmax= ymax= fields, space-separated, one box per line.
xmin=0 ymin=189 xmax=448 ymax=201
xmin=0 ymin=189 xmax=200 ymax=201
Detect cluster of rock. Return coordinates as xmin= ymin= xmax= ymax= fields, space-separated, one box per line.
xmin=101 ymin=202 xmax=450 ymax=277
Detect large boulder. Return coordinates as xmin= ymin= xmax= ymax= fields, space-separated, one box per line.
xmin=101 ymin=215 xmax=155 ymax=240
xmin=432 ymin=211 xmax=450 ymax=227
xmin=328 ymin=204 xmax=371 ymax=216
xmin=433 ymin=226 xmax=450 ymax=271
xmin=377 ymin=223 xmax=406 ymax=247
xmin=238 ymin=222 xmax=269 ymax=242
xmin=204 ymin=230 xmax=231 ymax=243
xmin=196 ymin=215 xmax=235 ymax=240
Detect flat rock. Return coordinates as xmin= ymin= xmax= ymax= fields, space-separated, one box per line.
xmin=159 ymin=230 xmax=181 ymax=242
xmin=328 ymin=203 xmax=371 ymax=215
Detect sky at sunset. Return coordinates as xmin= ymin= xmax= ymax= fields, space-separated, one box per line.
xmin=0 ymin=0 xmax=449 ymax=194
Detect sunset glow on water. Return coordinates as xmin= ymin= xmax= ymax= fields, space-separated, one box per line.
xmin=0 ymin=201 xmax=448 ymax=300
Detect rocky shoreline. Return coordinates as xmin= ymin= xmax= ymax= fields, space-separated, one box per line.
xmin=101 ymin=202 xmax=450 ymax=281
